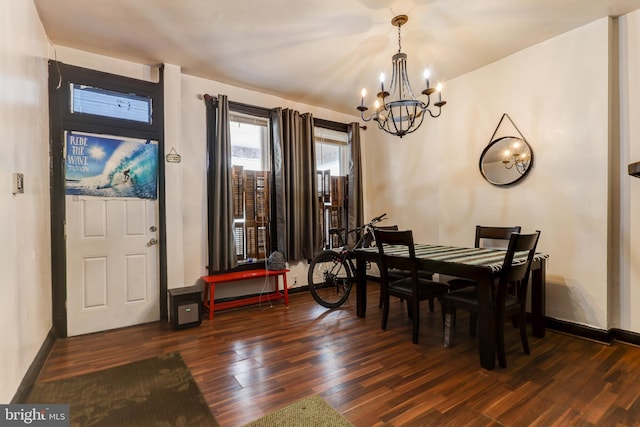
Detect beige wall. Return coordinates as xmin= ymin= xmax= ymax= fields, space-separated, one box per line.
xmin=364 ymin=17 xmax=615 ymax=329
xmin=1 ymin=0 xmax=52 ymax=403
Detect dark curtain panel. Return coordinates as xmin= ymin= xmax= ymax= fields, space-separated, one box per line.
xmin=271 ymin=108 xmax=321 ymax=260
xmin=347 ymin=122 xmax=364 ymax=246
xmin=205 ymin=94 xmax=237 ymax=273
xmin=270 ymin=108 xmax=287 ymax=257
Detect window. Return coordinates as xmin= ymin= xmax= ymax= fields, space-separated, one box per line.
xmin=70 ymin=84 xmax=153 ymax=124
xmin=230 ymin=112 xmax=271 ymax=262
xmin=315 ymin=127 xmax=350 ymax=249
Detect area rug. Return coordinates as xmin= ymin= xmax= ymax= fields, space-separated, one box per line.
xmin=243 ymin=395 xmax=353 ymax=427
xmin=27 ymin=352 xmax=219 ymax=427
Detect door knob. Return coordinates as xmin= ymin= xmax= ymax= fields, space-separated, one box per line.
xmin=147 ymin=238 xmax=158 ymax=246
xmin=149 ymin=226 xmax=157 ymax=232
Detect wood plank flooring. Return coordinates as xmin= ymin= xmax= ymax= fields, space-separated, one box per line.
xmin=35 ymin=286 xmax=640 ymax=426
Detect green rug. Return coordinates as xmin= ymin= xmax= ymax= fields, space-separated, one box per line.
xmin=27 ymin=352 xmax=218 ymax=427
xmin=243 ymin=395 xmax=353 ymax=427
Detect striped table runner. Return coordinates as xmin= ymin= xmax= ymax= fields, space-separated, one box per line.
xmin=359 ymin=244 xmax=548 ymax=272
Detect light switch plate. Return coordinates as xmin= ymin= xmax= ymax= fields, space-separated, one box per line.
xmin=13 ymin=172 xmax=24 ymax=194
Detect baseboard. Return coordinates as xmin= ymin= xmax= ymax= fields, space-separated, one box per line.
xmin=610 ymin=328 xmax=640 ymax=346
xmin=11 ymin=327 xmax=56 ymax=403
xmin=545 ymin=317 xmax=640 ymax=346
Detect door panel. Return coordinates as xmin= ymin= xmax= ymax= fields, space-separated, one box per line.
xmin=83 ymin=256 xmax=107 ymax=308
xmin=66 ymin=196 xmax=158 ymax=336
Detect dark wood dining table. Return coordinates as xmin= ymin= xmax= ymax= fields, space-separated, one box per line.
xmin=353 ymin=243 xmax=549 ymax=370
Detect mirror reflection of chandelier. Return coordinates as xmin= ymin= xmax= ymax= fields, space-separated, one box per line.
xmin=502 ymin=140 xmax=531 ymax=174
xmin=357 ymin=15 xmax=446 ymax=138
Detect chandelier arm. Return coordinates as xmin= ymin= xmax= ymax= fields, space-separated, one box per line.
xmin=360 ymin=110 xmax=378 ymax=122
xmin=426 ymin=107 xmax=443 ymax=118
xmin=423 ymin=95 xmax=431 ymax=109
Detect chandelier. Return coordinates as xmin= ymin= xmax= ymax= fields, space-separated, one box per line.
xmin=357 ymin=15 xmax=446 ymax=138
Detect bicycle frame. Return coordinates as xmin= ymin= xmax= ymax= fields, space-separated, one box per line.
xmin=308 ymin=213 xmax=387 ymax=308
xmin=328 ymin=214 xmax=386 ymax=275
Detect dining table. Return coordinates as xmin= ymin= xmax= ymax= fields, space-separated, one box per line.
xmin=353 ymin=243 xmax=549 ymax=370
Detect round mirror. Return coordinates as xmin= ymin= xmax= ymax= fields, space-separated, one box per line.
xmin=479 ymin=136 xmax=533 ymax=186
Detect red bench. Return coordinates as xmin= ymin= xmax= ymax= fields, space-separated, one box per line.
xmin=201 ymin=269 xmax=289 ymax=320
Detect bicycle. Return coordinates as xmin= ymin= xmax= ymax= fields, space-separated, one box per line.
xmin=308 ymin=213 xmax=388 ymax=308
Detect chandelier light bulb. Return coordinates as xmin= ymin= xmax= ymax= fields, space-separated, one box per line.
xmin=423 ymin=69 xmax=431 ymax=89
xmin=360 ymin=88 xmax=367 ymax=107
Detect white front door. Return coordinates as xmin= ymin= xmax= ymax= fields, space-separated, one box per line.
xmin=66 ymin=197 xmax=159 ymax=336
xmin=64 ymin=132 xmax=159 ymax=336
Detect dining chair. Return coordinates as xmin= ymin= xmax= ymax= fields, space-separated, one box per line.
xmin=442 ymin=230 xmax=541 ymax=368
xmin=374 ymin=229 xmax=450 ymax=344
xmin=445 ymin=225 xmax=522 ymax=331
xmin=369 ymin=225 xmax=399 ymax=309
xmin=371 ymin=225 xmax=436 ymax=310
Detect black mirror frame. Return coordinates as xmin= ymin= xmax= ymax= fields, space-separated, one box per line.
xmin=479 ymin=135 xmax=534 ymax=187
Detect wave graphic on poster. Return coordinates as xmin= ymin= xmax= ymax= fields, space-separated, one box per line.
xmin=66 ymin=137 xmax=157 ymax=199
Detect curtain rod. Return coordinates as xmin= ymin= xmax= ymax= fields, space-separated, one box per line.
xmin=201 ymin=94 xmax=366 ymax=130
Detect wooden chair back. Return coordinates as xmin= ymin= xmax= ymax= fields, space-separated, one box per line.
xmin=495 ymin=231 xmax=541 ymax=309
xmin=374 ymin=229 xmax=416 ymax=280
xmin=475 ymin=225 xmax=522 ymax=248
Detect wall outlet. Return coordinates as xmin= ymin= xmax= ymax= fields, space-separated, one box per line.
xmin=12 ymin=172 xmax=24 ymax=195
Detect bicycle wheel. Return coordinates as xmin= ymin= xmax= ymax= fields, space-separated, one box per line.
xmin=308 ymin=250 xmax=353 ymax=309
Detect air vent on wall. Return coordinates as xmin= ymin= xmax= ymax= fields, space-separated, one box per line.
xmin=629 ymin=162 xmax=640 ymax=178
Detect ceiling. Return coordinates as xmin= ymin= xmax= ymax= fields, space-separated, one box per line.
xmin=34 ymin=0 xmax=640 ymax=115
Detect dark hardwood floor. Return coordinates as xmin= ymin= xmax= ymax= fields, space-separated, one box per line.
xmin=36 ymin=285 xmax=640 ymax=426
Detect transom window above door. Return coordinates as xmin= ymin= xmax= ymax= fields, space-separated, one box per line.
xmin=70 ymin=83 xmax=153 ymax=124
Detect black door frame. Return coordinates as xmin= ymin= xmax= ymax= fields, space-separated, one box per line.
xmin=48 ymin=61 xmax=166 ymax=337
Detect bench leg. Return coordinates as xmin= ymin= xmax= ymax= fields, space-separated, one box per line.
xmin=208 ymin=283 xmax=215 ymax=320
xmin=282 ymin=273 xmax=289 ymax=305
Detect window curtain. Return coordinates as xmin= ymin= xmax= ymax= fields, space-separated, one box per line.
xmin=347 ymin=122 xmax=364 ymax=246
xmin=204 ymin=94 xmax=237 ymax=273
xmin=271 ymin=108 xmax=322 ymax=260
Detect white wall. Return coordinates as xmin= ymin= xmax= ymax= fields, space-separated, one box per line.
xmin=0 ymin=0 xmax=52 ymax=403
xmin=364 ymin=18 xmax=612 ymax=329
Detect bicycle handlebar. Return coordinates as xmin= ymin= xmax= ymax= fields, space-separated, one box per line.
xmin=344 ymin=213 xmax=387 ymax=235
xmin=368 ymin=213 xmax=387 ymax=225
xmin=328 ymin=214 xmax=388 ymax=239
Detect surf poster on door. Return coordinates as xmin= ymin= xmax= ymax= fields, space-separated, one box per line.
xmin=65 ymin=132 xmax=158 ymax=199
